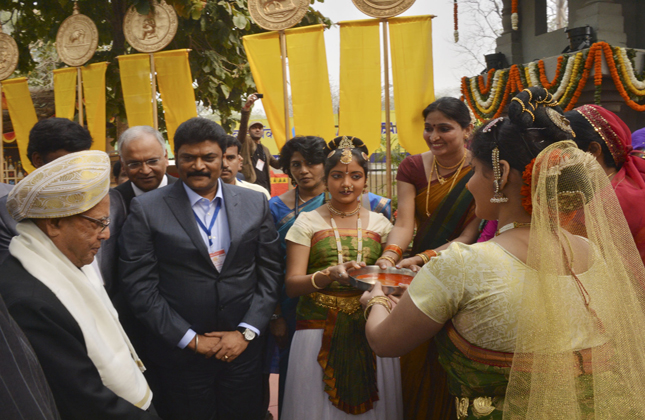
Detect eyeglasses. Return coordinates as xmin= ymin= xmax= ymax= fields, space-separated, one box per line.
xmin=78 ymin=214 xmax=111 ymax=233
xmin=125 ymin=157 xmax=163 ymax=170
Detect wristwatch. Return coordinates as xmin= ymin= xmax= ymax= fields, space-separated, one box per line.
xmin=237 ymin=327 xmax=257 ymax=342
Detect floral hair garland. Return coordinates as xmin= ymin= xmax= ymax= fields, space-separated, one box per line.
xmin=521 ymin=157 xmax=536 ymax=214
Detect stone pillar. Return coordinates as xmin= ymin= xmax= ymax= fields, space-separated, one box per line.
xmin=496 ymin=0 xmax=523 ymax=64
xmin=570 ymin=0 xmax=626 ymax=46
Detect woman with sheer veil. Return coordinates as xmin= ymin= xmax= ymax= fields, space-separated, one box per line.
xmin=361 ymin=87 xmax=645 ymax=419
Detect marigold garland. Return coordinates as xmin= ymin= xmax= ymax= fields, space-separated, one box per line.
xmin=511 ymin=0 xmax=519 ymax=31
xmin=461 ymin=41 xmax=645 ymax=119
xmin=454 ymin=0 xmax=459 ymax=43
xmin=538 ymin=57 xmax=563 ymax=89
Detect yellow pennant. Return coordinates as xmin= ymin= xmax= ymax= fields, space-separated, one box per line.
xmin=117 ymin=53 xmax=154 ymax=128
xmin=3 ymin=78 xmax=38 ymax=173
xmin=286 ymin=24 xmax=335 ymax=143
xmin=53 ymin=67 xmax=77 ymax=121
xmin=339 ymin=19 xmax=381 ymax=154
xmin=82 ymin=62 xmax=108 ymax=152
xmin=389 ymin=16 xmax=435 ymax=156
xmin=243 ymin=31 xmax=287 ymax=149
xmin=154 ymin=49 xmax=197 ymax=152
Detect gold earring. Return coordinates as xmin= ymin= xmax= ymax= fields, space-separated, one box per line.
xmin=490 ymin=146 xmax=509 ymax=203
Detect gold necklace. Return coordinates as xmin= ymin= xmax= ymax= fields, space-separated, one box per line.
xmin=495 ymin=221 xmax=531 ymax=236
xmin=434 ymin=152 xmax=467 ymax=185
xmin=327 ymin=202 xmax=360 ymax=218
xmin=330 ymin=211 xmax=362 ymax=264
xmin=435 ymin=152 xmax=466 ymax=170
xmin=425 ymin=153 xmax=468 ymax=217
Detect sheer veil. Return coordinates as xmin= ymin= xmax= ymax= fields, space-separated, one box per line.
xmin=503 ymin=140 xmax=645 ymax=418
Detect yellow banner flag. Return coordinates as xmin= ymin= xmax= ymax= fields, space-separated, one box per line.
xmin=154 ymin=49 xmax=197 ymax=151
xmin=242 ymin=32 xmax=287 ymax=149
xmin=286 ymin=25 xmax=335 ymax=142
xmin=53 ymin=67 xmax=77 ymax=121
xmin=82 ymin=62 xmax=108 ymax=152
xmin=3 ymin=78 xmax=38 ymax=173
xmin=339 ymin=19 xmax=381 ymax=154
xmin=117 ymin=53 xmax=154 ymax=128
xmin=389 ymin=16 xmax=435 ymax=155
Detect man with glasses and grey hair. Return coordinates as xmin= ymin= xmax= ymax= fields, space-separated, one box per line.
xmin=114 ymin=126 xmax=177 ymax=211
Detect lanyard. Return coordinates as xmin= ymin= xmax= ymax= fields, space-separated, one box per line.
xmin=193 ymin=199 xmax=221 ymax=247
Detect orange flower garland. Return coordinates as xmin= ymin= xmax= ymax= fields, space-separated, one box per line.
xmin=602 ymin=42 xmax=645 ymax=112
xmin=462 ymin=41 xmax=645 ymax=118
xmin=478 ymin=69 xmax=495 ymax=95
xmin=521 ymin=158 xmax=536 ymax=215
xmin=563 ymin=46 xmax=596 ymax=111
xmin=538 ymin=56 xmax=564 ymax=89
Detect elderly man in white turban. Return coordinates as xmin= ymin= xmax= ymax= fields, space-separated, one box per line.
xmin=0 ymin=151 xmax=159 ymax=420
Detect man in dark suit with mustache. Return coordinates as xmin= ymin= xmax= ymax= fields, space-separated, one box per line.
xmin=119 ymin=117 xmax=282 ymax=420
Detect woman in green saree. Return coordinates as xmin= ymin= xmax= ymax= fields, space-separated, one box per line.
xmin=376 ymin=97 xmax=481 ymax=420
xmin=281 ymin=137 xmax=402 ymax=419
xmin=362 ymin=87 xmax=645 ymax=419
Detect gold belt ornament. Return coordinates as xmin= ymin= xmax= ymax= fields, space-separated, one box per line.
xmin=310 ymin=292 xmax=362 ymax=315
xmin=456 ymin=396 xmax=496 ymax=419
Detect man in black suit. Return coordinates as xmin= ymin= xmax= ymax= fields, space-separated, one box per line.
xmin=119 ymin=117 xmax=282 ymax=420
xmin=114 ymin=125 xmax=177 ymax=211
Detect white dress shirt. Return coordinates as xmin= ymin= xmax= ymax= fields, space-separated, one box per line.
xmin=177 ymin=179 xmax=259 ymax=349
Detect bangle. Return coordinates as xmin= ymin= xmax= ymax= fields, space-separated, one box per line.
xmin=364 ymin=296 xmax=392 ymax=320
xmin=377 ymin=255 xmax=398 ymax=267
xmin=384 ymin=244 xmax=403 ymax=258
xmin=416 ymin=253 xmax=430 ymax=264
xmin=311 ymin=271 xmax=325 ymax=290
xmin=422 ymin=249 xmax=438 ymax=261
xmin=193 ymin=335 xmax=199 ymax=354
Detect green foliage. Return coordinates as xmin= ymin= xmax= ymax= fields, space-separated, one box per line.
xmin=1 ymin=0 xmax=331 ymax=140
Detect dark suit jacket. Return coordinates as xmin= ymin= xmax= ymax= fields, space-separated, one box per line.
xmin=114 ymin=175 xmax=178 ymax=212
xmin=0 ymin=186 xmax=17 ymax=265
xmin=0 ymin=290 xmax=60 ymax=420
xmin=118 ymin=180 xmax=283 ymax=368
xmin=0 ymin=256 xmax=159 ymax=420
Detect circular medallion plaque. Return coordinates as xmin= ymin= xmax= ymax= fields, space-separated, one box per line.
xmin=0 ymin=33 xmax=19 ymax=81
xmin=248 ymin=0 xmax=309 ymax=31
xmin=56 ymin=13 xmax=99 ymax=67
xmin=351 ymin=0 xmax=416 ymax=18
xmin=123 ymin=0 xmax=178 ymax=53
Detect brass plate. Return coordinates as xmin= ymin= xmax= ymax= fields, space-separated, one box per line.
xmin=248 ymin=0 xmax=309 ymax=31
xmin=56 ymin=13 xmax=99 ymax=67
xmin=0 ymin=33 xmax=19 ymax=81
xmin=123 ymin=0 xmax=178 ymax=53
xmin=351 ymin=0 xmax=416 ymax=18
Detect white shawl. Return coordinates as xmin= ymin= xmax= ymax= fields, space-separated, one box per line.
xmin=10 ymin=220 xmax=152 ymax=409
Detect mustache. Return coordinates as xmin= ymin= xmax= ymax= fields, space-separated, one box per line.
xmin=187 ymin=171 xmax=211 ymax=178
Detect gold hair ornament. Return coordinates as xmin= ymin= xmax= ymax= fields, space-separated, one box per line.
xmin=340 ymin=148 xmax=353 ymax=165
xmin=512 ymin=97 xmax=535 ymax=122
xmin=546 ymin=108 xmax=576 ymax=138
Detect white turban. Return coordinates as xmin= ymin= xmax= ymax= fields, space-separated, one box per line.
xmin=7 ymin=150 xmax=110 ymax=222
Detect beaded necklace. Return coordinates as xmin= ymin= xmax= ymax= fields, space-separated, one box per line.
xmin=328 ymin=203 xmax=362 ymax=264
